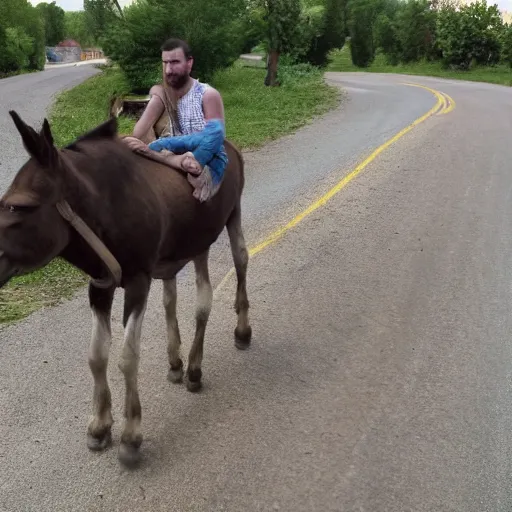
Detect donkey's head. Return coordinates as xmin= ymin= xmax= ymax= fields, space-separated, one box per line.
xmin=0 ymin=111 xmax=72 ymax=287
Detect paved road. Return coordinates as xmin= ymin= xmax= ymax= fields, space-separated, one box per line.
xmin=0 ymin=62 xmax=101 ymax=186
xmin=1 ymin=70 xmax=512 ymax=511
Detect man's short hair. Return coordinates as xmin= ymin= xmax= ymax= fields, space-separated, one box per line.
xmin=161 ymin=38 xmax=192 ymax=59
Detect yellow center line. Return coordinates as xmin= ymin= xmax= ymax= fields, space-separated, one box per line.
xmin=401 ymin=82 xmax=457 ymax=115
xmin=214 ymin=82 xmax=454 ymax=296
xmin=441 ymin=91 xmax=456 ymax=114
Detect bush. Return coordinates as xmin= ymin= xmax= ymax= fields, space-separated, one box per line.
xmin=64 ymin=11 xmax=96 ymax=48
xmin=4 ymin=28 xmax=33 ymax=72
xmin=374 ymin=13 xmax=400 ymax=64
xmin=239 ymin=2 xmax=267 ymax=54
xmin=24 ymin=7 xmax=46 ymax=70
xmin=348 ymin=0 xmax=382 ymax=67
xmin=36 ymin=1 xmax=66 ymax=46
xmin=394 ymin=0 xmax=436 ymax=63
xmin=308 ymin=0 xmax=347 ymax=66
xmin=501 ymin=25 xmax=512 ymax=67
xmin=437 ymin=1 xmax=503 ymax=69
xmin=277 ymin=59 xmax=323 ymax=84
xmin=294 ymin=3 xmax=328 ymax=65
xmin=102 ymin=0 xmax=247 ymax=93
xmin=0 ymin=0 xmax=45 ymax=73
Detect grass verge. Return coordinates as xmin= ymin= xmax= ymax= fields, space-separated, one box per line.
xmin=328 ymin=46 xmax=512 ymax=87
xmin=0 ymin=61 xmax=340 ymax=325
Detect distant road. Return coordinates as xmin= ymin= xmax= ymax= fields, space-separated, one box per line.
xmin=0 ymin=62 xmax=102 ymax=188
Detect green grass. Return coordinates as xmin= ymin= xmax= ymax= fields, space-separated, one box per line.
xmin=0 ymin=61 xmax=340 ymax=325
xmin=328 ymin=46 xmax=512 ymax=87
xmin=0 ymin=260 xmax=89 ymax=324
xmin=219 ymin=61 xmax=340 ymax=148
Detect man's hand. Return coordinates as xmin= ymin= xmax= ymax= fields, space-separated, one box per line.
xmin=123 ymin=136 xmax=149 ymax=154
xmin=124 ymin=136 xmax=203 ymax=177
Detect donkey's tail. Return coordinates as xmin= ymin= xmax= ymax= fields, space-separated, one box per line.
xmin=224 ymin=138 xmax=245 ymax=192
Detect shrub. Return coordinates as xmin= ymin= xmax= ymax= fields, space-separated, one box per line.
xmin=0 ymin=0 xmax=45 ymax=73
xmin=4 ymin=27 xmax=33 ymax=72
xmin=501 ymin=25 xmax=512 ymax=67
xmin=437 ymin=1 xmax=503 ymax=69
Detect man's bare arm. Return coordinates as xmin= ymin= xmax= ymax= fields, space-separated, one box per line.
xmin=202 ymin=87 xmax=225 ymax=123
xmin=132 ymin=86 xmax=166 ymax=140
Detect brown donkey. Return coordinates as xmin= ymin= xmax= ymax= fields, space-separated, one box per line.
xmin=0 ymin=111 xmax=252 ymax=466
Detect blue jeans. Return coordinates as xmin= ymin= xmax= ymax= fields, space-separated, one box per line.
xmin=148 ymin=119 xmax=228 ymax=186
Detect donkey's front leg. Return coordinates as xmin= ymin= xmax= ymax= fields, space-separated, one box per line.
xmin=87 ymin=283 xmax=115 ymax=451
xmin=118 ymin=273 xmax=151 ymax=466
xmin=185 ymin=251 xmax=213 ymax=392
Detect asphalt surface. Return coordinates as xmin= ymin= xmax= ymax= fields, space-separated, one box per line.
xmin=0 ymin=63 xmax=101 ymax=185
xmin=1 ymin=69 xmax=512 ymax=511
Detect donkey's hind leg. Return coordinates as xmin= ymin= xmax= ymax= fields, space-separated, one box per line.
xmin=185 ymin=250 xmax=213 ymax=392
xmin=226 ymin=204 xmax=252 ymax=350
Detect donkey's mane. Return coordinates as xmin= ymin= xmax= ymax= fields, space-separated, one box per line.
xmin=65 ymin=117 xmax=118 ymax=151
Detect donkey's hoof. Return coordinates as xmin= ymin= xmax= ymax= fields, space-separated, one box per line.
xmin=87 ymin=431 xmax=112 ymax=452
xmin=234 ymin=326 xmax=252 ymax=350
xmin=119 ymin=440 xmax=142 ymax=468
xmin=186 ymin=368 xmax=202 ymax=393
xmin=167 ymin=366 xmax=184 ymax=384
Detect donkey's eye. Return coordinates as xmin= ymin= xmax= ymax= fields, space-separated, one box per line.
xmin=6 ymin=204 xmax=39 ymax=214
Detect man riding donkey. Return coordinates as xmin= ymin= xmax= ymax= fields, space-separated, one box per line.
xmin=123 ymin=38 xmax=227 ymax=203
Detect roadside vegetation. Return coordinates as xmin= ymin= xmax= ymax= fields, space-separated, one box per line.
xmin=326 ymin=0 xmax=512 ymax=85
xmin=328 ymin=45 xmax=512 ymax=85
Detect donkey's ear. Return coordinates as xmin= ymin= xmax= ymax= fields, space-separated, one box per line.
xmin=9 ymin=110 xmax=42 ymax=159
xmin=40 ymin=118 xmax=54 ymax=147
xmin=9 ymin=111 xmax=55 ymax=167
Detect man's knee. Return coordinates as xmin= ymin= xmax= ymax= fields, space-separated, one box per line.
xmin=193 ymin=119 xmax=225 ymax=165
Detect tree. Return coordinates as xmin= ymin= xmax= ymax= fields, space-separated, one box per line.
xmin=64 ymin=11 xmax=96 ymax=47
xmin=302 ymin=0 xmax=348 ymax=66
xmin=263 ymin=0 xmax=303 ymax=85
xmin=437 ymin=0 xmax=503 ymax=69
xmin=394 ymin=0 xmax=436 ymax=62
xmin=84 ymin=0 xmax=120 ymax=45
xmin=24 ymin=3 xmax=46 ymax=70
xmin=374 ymin=13 xmax=400 ymax=64
xmin=321 ymin=0 xmax=348 ymax=53
xmin=240 ymin=0 xmax=267 ymax=53
xmin=0 ymin=0 xmax=45 ymax=72
xmin=102 ymin=0 xmax=247 ymax=93
xmin=4 ymin=27 xmax=34 ymax=71
xmin=501 ymin=24 xmax=512 ymax=67
xmin=348 ymin=0 xmax=383 ymax=67
xmin=36 ymin=1 xmax=66 ymax=46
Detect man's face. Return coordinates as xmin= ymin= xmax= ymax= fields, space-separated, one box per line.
xmin=162 ymin=48 xmax=193 ymax=89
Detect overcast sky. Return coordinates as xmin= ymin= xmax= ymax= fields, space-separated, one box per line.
xmin=28 ymin=0 xmax=512 ymax=13
xmin=29 ymin=0 xmax=134 ymax=11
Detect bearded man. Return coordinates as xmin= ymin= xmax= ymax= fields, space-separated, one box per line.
xmin=123 ymin=38 xmax=227 ymax=202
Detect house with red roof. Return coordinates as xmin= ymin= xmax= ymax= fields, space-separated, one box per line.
xmin=52 ymin=39 xmax=82 ymax=63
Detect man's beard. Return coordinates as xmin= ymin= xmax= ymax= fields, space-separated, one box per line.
xmin=166 ymin=73 xmax=188 ymax=89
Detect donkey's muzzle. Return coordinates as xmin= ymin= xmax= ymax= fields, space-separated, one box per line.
xmin=0 ymin=251 xmax=17 ymax=288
